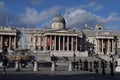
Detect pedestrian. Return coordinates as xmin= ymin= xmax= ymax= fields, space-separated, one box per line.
xmin=83 ymin=60 xmax=86 ymax=71
xmin=79 ymin=59 xmax=82 ymax=70
xmin=31 ymin=60 xmax=34 ymax=67
xmin=76 ymin=61 xmax=79 ymax=70
xmin=85 ymin=59 xmax=88 ymax=71
xmin=110 ymin=61 xmax=114 ymax=76
xmin=102 ymin=60 xmax=106 ymax=75
xmin=95 ymin=61 xmax=98 ymax=74
xmin=2 ymin=56 xmax=8 ymax=74
xmin=20 ymin=58 xmax=26 ymax=68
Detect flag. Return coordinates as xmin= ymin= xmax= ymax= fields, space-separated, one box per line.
xmin=47 ymin=37 xmax=50 ymax=46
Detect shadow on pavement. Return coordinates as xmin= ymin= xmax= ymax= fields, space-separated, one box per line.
xmin=1 ymin=72 xmax=120 ymax=80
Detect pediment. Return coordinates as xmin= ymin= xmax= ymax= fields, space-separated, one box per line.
xmin=55 ymin=29 xmax=70 ymax=33
xmin=46 ymin=29 xmax=73 ymax=33
xmin=44 ymin=28 xmax=82 ymax=37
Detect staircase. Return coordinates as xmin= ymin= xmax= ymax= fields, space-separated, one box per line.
xmin=95 ymin=54 xmax=112 ymax=61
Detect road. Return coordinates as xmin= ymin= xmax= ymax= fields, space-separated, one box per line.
xmin=0 ymin=67 xmax=120 ymax=80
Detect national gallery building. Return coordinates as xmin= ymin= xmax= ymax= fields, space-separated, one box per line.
xmin=0 ymin=12 xmax=120 ymax=57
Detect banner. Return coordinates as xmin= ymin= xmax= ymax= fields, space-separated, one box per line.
xmin=47 ymin=37 xmax=50 ymax=46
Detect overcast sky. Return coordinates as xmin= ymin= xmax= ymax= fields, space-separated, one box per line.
xmin=0 ymin=0 xmax=120 ymax=30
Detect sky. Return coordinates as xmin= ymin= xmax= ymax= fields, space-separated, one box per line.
xmin=0 ymin=0 xmax=120 ymax=30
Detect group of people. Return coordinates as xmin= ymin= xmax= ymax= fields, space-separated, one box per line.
xmin=73 ymin=59 xmax=115 ymax=76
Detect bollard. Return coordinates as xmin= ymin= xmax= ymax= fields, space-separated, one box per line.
xmin=84 ymin=60 xmax=86 ymax=71
xmin=89 ymin=62 xmax=92 ymax=72
xmin=68 ymin=61 xmax=73 ymax=71
xmin=115 ymin=59 xmax=120 ymax=72
xmin=86 ymin=60 xmax=88 ymax=71
xmin=80 ymin=62 xmax=83 ymax=70
xmin=33 ymin=61 xmax=38 ymax=71
xmin=51 ymin=61 xmax=56 ymax=71
xmin=15 ymin=61 xmax=21 ymax=71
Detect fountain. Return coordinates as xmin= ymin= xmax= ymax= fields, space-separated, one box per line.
xmin=9 ymin=27 xmax=34 ymax=62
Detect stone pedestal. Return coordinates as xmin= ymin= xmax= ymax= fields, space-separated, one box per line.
xmin=33 ymin=61 xmax=38 ymax=71
xmin=15 ymin=61 xmax=20 ymax=71
xmin=115 ymin=58 xmax=120 ymax=72
xmin=51 ymin=61 xmax=56 ymax=71
xmin=68 ymin=61 xmax=73 ymax=71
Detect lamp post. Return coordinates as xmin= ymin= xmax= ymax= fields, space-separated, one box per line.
xmin=73 ymin=49 xmax=76 ymax=69
xmin=2 ymin=45 xmax=8 ymax=80
xmin=110 ymin=55 xmax=114 ymax=76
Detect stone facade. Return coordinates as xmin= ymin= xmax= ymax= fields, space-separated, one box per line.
xmin=0 ymin=27 xmax=17 ymax=52
xmin=0 ymin=12 xmax=119 ymax=57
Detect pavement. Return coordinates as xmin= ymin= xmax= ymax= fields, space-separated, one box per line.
xmin=0 ymin=66 xmax=120 ymax=80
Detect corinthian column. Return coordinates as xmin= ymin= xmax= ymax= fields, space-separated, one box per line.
xmin=9 ymin=36 xmax=11 ymax=49
xmin=50 ymin=36 xmax=52 ymax=51
xmin=39 ymin=37 xmax=41 ymax=50
xmin=107 ymin=39 xmax=110 ymax=54
xmin=33 ymin=37 xmax=36 ymax=50
xmin=54 ymin=36 xmax=56 ymax=51
xmin=63 ymin=36 xmax=65 ymax=51
xmin=112 ymin=39 xmax=114 ymax=53
xmin=76 ymin=36 xmax=78 ymax=51
xmin=102 ymin=39 xmax=103 ymax=53
xmin=1 ymin=36 xmax=3 ymax=48
xmin=71 ymin=36 xmax=73 ymax=51
xmin=14 ymin=36 xmax=16 ymax=49
xmin=67 ymin=36 xmax=69 ymax=51
xmin=59 ymin=36 xmax=60 ymax=51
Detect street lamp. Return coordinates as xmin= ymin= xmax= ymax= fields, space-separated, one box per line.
xmin=73 ymin=49 xmax=76 ymax=69
xmin=2 ymin=45 xmax=8 ymax=80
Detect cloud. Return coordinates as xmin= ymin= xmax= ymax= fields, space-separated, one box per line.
xmin=64 ymin=8 xmax=120 ymax=29
xmin=19 ymin=6 xmax=62 ymax=27
xmin=88 ymin=2 xmax=103 ymax=11
xmin=0 ymin=0 xmax=62 ymax=27
xmin=0 ymin=1 xmax=8 ymax=26
xmin=78 ymin=1 xmax=103 ymax=11
xmin=105 ymin=13 xmax=120 ymax=23
xmin=0 ymin=1 xmax=17 ymax=27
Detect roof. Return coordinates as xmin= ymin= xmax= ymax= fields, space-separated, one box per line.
xmin=52 ymin=11 xmax=66 ymax=24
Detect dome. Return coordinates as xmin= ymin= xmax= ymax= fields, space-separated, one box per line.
xmin=52 ymin=11 xmax=66 ymax=24
xmin=51 ymin=11 xmax=66 ymax=30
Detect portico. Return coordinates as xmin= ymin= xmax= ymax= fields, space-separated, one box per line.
xmin=44 ymin=31 xmax=83 ymax=52
xmin=96 ymin=37 xmax=115 ymax=55
xmin=0 ymin=27 xmax=17 ymax=51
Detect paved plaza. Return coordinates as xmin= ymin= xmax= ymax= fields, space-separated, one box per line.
xmin=0 ymin=65 xmax=120 ymax=80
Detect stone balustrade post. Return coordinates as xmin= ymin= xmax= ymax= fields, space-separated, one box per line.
xmin=15 ymin=61 xmax=21 ymax=71
xmin=51 ymin=61 xmax=56 ymax=71
xmin=68 ymin=61 xmax=73 ymax=71
xmin=33 ymin=61 xmax=38 ymax=71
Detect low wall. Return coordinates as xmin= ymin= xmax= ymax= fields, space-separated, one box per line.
xmin=50 ymin=51 xmax=88 ymax=57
